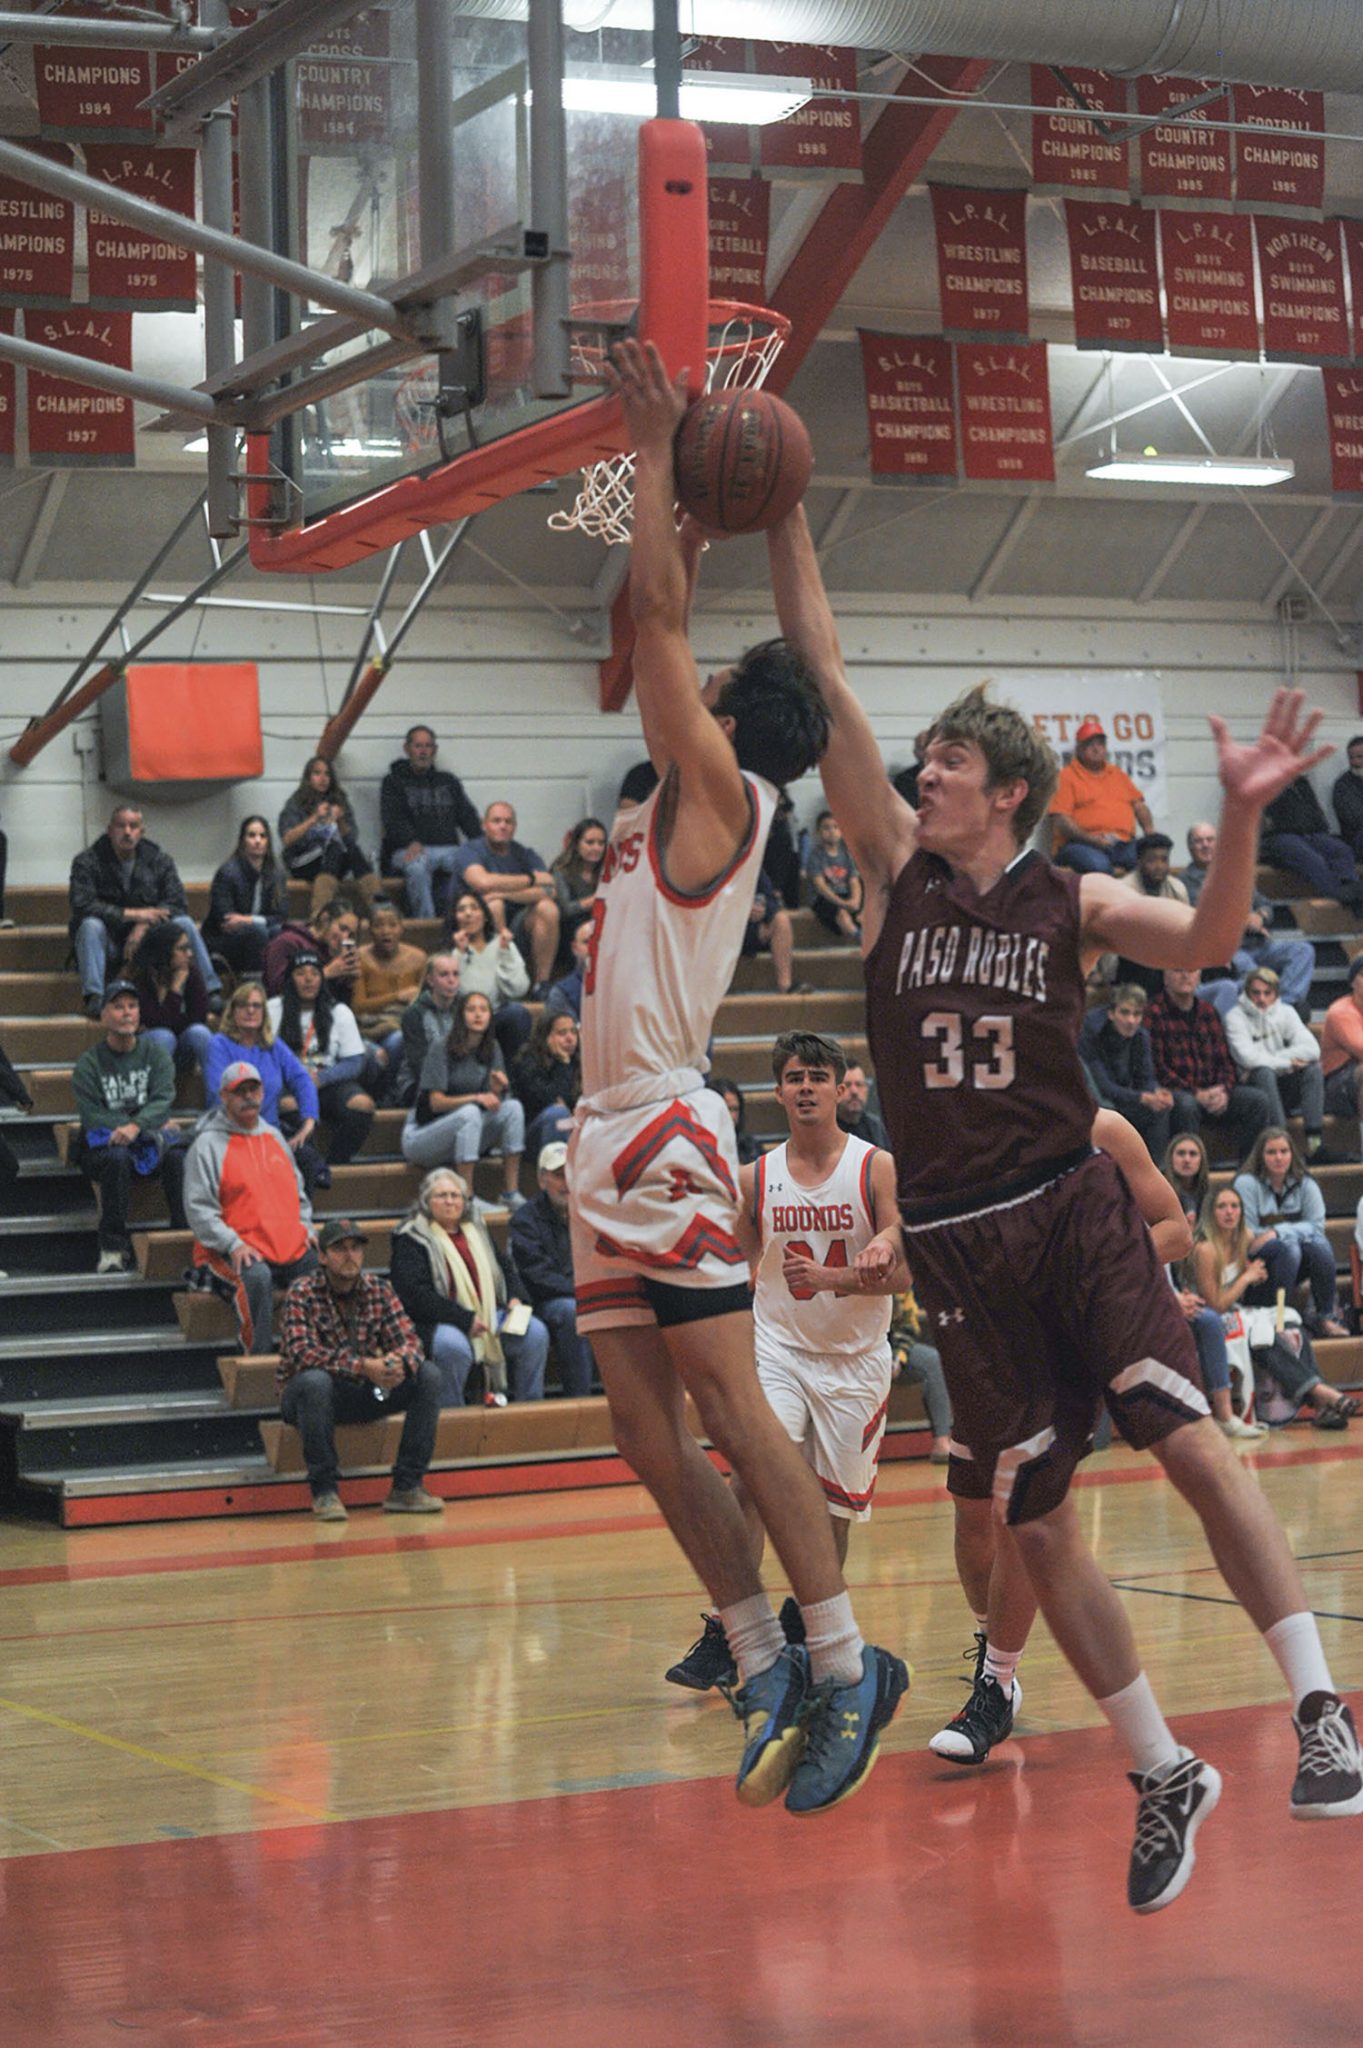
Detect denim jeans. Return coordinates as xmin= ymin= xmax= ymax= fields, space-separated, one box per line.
xmin=1053 ymin=839 xmax=1138 ymax=876
xmin=279 ymin=1358 xmax=443 ymax=1496
xmin=1253 ymin=1231 xmax=1338 ymax=1319
xmin=429 ymin=1317 xmax=549 ymax=1403
xmin=75 ymin=914 xmax=221 ymax=1000
xmin=79 ymin=1134 xmax=187 ymax=1248
xmin=537 ymin=1295 xmax=595 ymax=1396
xmin=389 ymin=844 xmax=463 ymax=920
xmin=1188 ymin=1305 xmax=1229 ymax=1393
xmin=1243 ymin=1061 xmax=1325 ymax=1134
xmin=143 ymin=1022 xmax=215 ymax=1075
xmin=400 ymin=1096 xmax=525 ymax=1169
xmin=1262 ymin=832 xmax=1358 ymax=904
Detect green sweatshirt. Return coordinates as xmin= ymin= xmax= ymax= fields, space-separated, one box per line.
xmin=72 ymin=1036 xmax=175 ymax=1133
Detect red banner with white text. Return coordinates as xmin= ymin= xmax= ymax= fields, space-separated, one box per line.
xmin=83 ymin=146 xmax=197 ymax=310
xmin=1136 ymin=75 xmax=1232 ymax=206
xmin=1323 ymin=370 xmax=1363 ymax=498
xmin=956 ymin=341 xmax=1053 ymax=483
xmin=858 ymin=332 xmax=957 ymax=482
xmin=1254 ymin=217 xmax=1348 ymax=364
xmin=1233 ymin=86 xmax=1325 ymax=215
xmin=708 ymin=179 xmax=770 ymax=300
xmin=1339 ymin=221 xmax=1363 ymax=362
xmin=686 ymin=39 xmax=751 ymax=172
xmin=758 ymin=45 xmax=860 ymax=174
xmin=0 ymin=310 xmax=14 ymax=466
xmin=24 ymin=309 xmax=135 ymax=466
xmin=931 ymin=186 xmax=1029 ymax=343
xmin=1064 ymin=200 xmax=1163 ymax=351
xmin=1158 ymin=211 xmax=1258 ymax=356
xmin=34 ymin=45 xmax=155 ymax=142
xmin=0 ymin=144 xmax=75 ymax=309
xmin=297 ymin=8 xmax=392 ymax=154
xmin=1030 ymin=67 xmax=1129 ymax=199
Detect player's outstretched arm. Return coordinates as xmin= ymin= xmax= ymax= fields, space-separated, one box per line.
xmin=1081 ymin=689 xmax=1332 ymax=971
xmin=1092 ymin=1108 xmax=1192 ymax=1266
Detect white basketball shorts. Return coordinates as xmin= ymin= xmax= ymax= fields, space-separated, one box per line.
xmin=753 ymin=1334 xmax=893 ymax=1521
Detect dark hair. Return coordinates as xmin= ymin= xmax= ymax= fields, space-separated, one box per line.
xmin=292 ymin=756 xmax=355 ymax=831
xmin=446 ymin=988 xmax=497 ymax=1063
xmin=277 ymin=952 xmax=336 ymax=1055
xmin=522 ymin=1006 xmax=581 ymax=1074
xmin=1135 ymin=833 xmax=1173 ymax=857
xmin=1351 ymin=734 xmax=1363 ymax=751
xmin=128 ymin=917 xmax=194 ymax=997
xmin=771 ymin=1029 xmax=847 ymax=1084
xmin=552 ymin=817 xmax=608 ymax=888
xmin=234 ymin=813 xmax=279 ymax=876
xmin=1161 ymin=1131 xmax=1210 ymax=1209
xmin=710 ymin=1073 xmax=759 ymax=1164
xmin=405 ymin=724 xmax=436 ymax=748
xmin=713 ymin=638 xmax=831 ymax=788
xmin=926 ymin=683 xmax=1059 ymax=845
xmin=815 ymin=809 xmax=835 ymax=828
xmin=1243 ymin=1123 xmax=1307 ymax=1185
xmin=447 ymin=888 xmax=494 ymax=943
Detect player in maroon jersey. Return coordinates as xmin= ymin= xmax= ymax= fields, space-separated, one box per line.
xmin=763 ymin=497 xmax=1362 ymax=1913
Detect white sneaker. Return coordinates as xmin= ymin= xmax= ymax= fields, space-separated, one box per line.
xmin=1218 ymin=1414 xmax=1268 ymax=1441
xmin=96 ymin=1249 xmax=128 ymax=1276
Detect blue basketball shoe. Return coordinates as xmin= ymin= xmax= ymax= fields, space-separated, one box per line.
xmin=731 ymin=1644 xmax=811 ymax=1806
xmin=784 ymin=1645 xmax=909 ymax=1815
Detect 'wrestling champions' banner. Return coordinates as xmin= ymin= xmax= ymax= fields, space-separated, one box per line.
xmin=0 ymin=144 xmax=75 ymax=309
xmin=24 ymin=309 xmax=135 ymax=466
xmin=1322 ymin=370 xmax=1363 ymax=499
xmin=931 ymin=186 xmax=1030 ymax=344
xmin=955 ymin=341 xmax=1053 ymax=483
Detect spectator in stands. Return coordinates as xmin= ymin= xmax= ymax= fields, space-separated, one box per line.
xmin=511 ymin=1009 xmax=580 ymax=1160
xmin=1156 ymin=1133 xmax=1263 ymax=1438
xmin=1261 ymin=774 xmax=1363 ymax=912
xmin=1079 ymin=982 xmax=1173 ymax=1158
xmin=1182 ymin=821 xmax=1315 ymax=1018
xmin=765 ymin=787 xmax=804 ymax=910
xmin=1320 ymin=953 xmax=1363 ymax=1159
xmin=891 ymin=732 xmax=930 ymax=809
xmin=400 ymin=989 xmax=525 ymax=1209
xmin=1146 ymin=967 xmax=1272 ymax=1158
xmin=379 ymin=725 xmax=481 ymax=919
xmin=1234 ymin=1126 xmax=1350 ymax=1338
xmin=69 ymin=804 xmax=221 ymax=1020
xmin=454 ymin=801 xmax=561 ymax=996
xmin=279 ymin=1216 xmax=442 ymax=1521
xmin=1331 ymin=734 xmax=1363 ymax=856
xmin=203 ymin=981 xmax=321 ymax=1186
xmin=805 ymin=810 xmax=862 ymax=939
xmin=72 ymin=979 xmax=187 ymax=1274
xmin=550 ymin=818 xmax=607 ymax=945
xmin=204 ymin=816 xmax=288 ymax=979
xmin=713 ymin=1075 xmax=760 ymax=1167
xmin=1224 ymin=967 xmax=1327 ymax=1157
xmin=277 ymin=757 xmax=378 ymax=918
xmin=1162 ymin=1131 xmax=1211 ymax=1230
xmin=544 ymin=921 xmax=591 ymax=1022
xmin=508 ymin=1140 xmax=594 ymax=1397
xmin=267 ymin=952 xmax=375 ymax=1169
xmin=446 ymin=887 xmax=531 ymax=1061
xmin=837 ymin=1061 xmax=888 ymax=1148
xmin=184 ymin=1061 xmax=317 ymax=1354
xmin=1192 ymin=1184 xmax=1356 ymax=1427
xmin=1047 ymin=719 xmax=1152 ymax=875
xmin=390 ymin=1168 xmax=547 ymax=1406
xmin=743 ymin=868 xmax=809 ymax=996
xmin=263 ymin=897 xmax=360 ymax=1000
xmin=351 ymin=900 xmax=426 ymax=1091
xmin=126 ymin=922 xmax=214 ymax=1078
xmin=618 ymin=757 xmax=658 ymax=806
xmin=887 ymin=1287 xmax=952 ymax=1463
xmin=395 ymin=950 xmax=460 ymax=1107
xmin=1104 ymin=833 xmax=1187 ymax=997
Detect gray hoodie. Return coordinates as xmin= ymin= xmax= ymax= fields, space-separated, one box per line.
xmin=183 ymin=1105 xmax=313 ymax=1261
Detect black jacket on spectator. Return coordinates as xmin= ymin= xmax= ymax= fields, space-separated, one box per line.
xmin=511 ymin=1048 xmax=579 ymax=1122
xmin=508 ymin=1191 xmax=575 ymax=1306
xmin=204 ymin=853 xmax=287 ymax=939
xmin=837 ymin=1103 xmax=888 ymax=1149
xmin=1079 ymin=1007 xmax=1158 ymax=1112
xmin=1263 ymin=777 xmax=1331 ymax=839
xmin=379 ymin=758 xmax=481 ymax=869
xmin=1333 ymin=769 xmax=1363 ymax=846
xmin=389 ymin=1228 xmax=524 ymax=1351
xmin=68 ymin=834 xmax=189 ymax=940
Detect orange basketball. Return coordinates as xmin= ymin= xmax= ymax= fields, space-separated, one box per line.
xmin=672 ymin=387 xmax=813 ymax=536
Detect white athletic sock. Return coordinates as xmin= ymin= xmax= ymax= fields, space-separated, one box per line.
xmin=983 ymin=1643 xmax=1023 ymax=1695
xmin=717 ymin=1594 xmax=784 ymax=1685
xmin=802 ymin=1592 xmax=865 ymax=1687
xmin=1097 ymin=1671 xmax=1181 ymax=1778
xmin=1264 ymin=1611 xmax=1336 ymax=1710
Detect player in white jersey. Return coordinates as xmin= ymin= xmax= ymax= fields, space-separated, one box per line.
xmin=666 ymin=1031 xmax=907 ymax=1694
xmin=576 ymin=339 xmax=907 ymax=1817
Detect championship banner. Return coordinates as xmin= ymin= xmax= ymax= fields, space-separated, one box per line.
xmin=1158 ymin=211 xmax=1259 ymax=357
xmin=708 ymin=179 xmax=770 ymax=300
xmin=1341 ymin=220 xmax=1363 ymax=363
xmin=1064 ymin=200 xmax=1163 ymax=352
xmin=297 ymin=8 xmax=392 ymax=154
xmin=24 ymin=309 xmax=135 ymax=467
xmin=33 ymin=46 xmax=154 ymax=142
xmin=1254 ymin=217 xmax=1348 ymax=364
xmin=1322 ymin=371 xmax=1363 ymax=499
xmin=565 ymin=112 xmax=637 ymax=307
xmin=757 ymin=45 xmax=860 ymax=175
xmin=931 ymin=186 xmax=1029 ymax=344
xmin=84 ymin=146 xmax=197 ymax=312
xmin=1136 ymin=75 xmax=1232 ymax=206
xmin=995 ymin=672 xmax=1168 ymax=824
xmin=1233 ymin=86 xmax=1325 ymax=216
xmin=0 ymin=143 xmax=75 ymax=309
xmin=858 ymin=332 xmax=957 ymax=482
xmin=685 ymin=39 xmax=752 ymax=172
xmin=955 ymin=341 xmax=1053 ymax=484
xmin=1030 ymin=66 xmax=1129 ymax=199
xmin=0 ymin=311 xmax=14 ymax=467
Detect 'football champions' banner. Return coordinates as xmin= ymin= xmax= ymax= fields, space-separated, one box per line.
xmin=994 ymin=672 xmax=1169 ymax=825
xmin=931 ymin=186 xmax=1029 ymax=344
xmin=24 ymin=309 xmax=135 ymax=466
xmin=1233 ymin=86 xmax=1325 ymax=215
xmin=955 ymin=341 xmax=1053 ymax=483
xmin=708 ymin=179 xmax=770 ymax=300
xmin=1159 ymin=211 xmax=1259 ymax=357
xmin=1253 ymin=217 xmax=1348 ymax=364
xmin=858 ymin=332 xmax=957 ymax=482
xmin=1136 ymin=75 xmax=1232 ymax=206
xmin=1064 ymin=200 xmax=1163 ymax=351
xmin=1322 ymin=371 xmax=1363 ymax=499
xmin=1030 ymin=67 xmax=1129 ymax=199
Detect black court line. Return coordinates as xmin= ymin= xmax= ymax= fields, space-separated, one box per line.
xmin=1110 ymin=1581 xmax=1363 ymax=1624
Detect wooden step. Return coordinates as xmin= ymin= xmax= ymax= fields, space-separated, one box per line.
xmin=1 ymin=1017 xmax=100 ymax=1060
xmin=711 ymin=1035 xmax=871 ymax=1086
xmin=0 ymin=927 xmax=73 ymax=972
xmin=258 ymin=1393 xmax=615 ymax=1472
xmin=728 ymin=947 xmax=865 ymax=994
xmin=1315 ymin=1336 xmax=1363 ymax=1384
xmin=713 ymin=990 xmax=866 ymax=1036
xmin=136 ymin=1212 xmax=503 ymax=1281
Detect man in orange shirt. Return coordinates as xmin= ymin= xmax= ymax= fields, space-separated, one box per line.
xmin=1321 ymin=956 xmax=1363 ymax=1157
xmin=1049 ymin=718 xmax=1154 ymax=875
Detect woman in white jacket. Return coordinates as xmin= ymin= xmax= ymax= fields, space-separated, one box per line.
xmin=1224 ymin=967 xmax=1325 ymax=1154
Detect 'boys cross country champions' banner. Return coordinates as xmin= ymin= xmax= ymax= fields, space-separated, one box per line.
xmin=1030 ymin=67 xmax=1128 ymax=200
xmin=994 ymin=673 xmax=1169 ymax=824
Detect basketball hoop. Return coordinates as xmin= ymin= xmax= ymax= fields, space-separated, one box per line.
xmin=548 ymin=299 xmax=791 ymax=546
xmin=394 ymin=359 xmax=440 ymax=457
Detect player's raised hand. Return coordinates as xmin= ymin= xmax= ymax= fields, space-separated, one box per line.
xmin=604 ymin=339 xmax=689 ymax=456
xmin=1211 ymin=689 xmax=1333 ymax=813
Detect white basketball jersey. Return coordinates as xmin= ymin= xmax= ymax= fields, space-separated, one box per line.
xmin=580 ymin=770 xmax=776 ymax=1098
xmin=753 ymin=1135 xmax=892 ymax=1356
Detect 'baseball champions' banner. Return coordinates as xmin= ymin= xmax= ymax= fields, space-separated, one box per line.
xmin=1064 ymin=200 xmax=1163 ymax=352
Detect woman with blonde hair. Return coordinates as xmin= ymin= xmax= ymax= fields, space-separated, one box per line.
xmin=202 ymin=979 xmax=324 ymax=1188
xmin=389 ymin=1169 xmax=548 ymax=1406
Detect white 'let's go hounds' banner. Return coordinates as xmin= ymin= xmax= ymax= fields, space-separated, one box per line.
xmin=990 ymin=671 xmax=1168 ymax=822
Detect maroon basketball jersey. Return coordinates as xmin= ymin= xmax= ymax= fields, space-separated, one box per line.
xmin=865 ymin=848 xmax=1094 ymax=1211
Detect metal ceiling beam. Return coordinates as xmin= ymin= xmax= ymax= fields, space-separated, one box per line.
xmin=1316 ymin=514 xmax=1363 ymax=600
xmin=0 ymin=326 xmax=221 ymax=426
xmin=0 ymin=13 xmax=218 ymax=49
xmin=1137 ymin=506 xmax=1206 ymax=604
xmin=1262 ymin=506 xmax=1336 ymax=611
xmin=817 ymin=488 xmax=865 ymax=557
xmin=143 ymin=0 xmax=376 ymax=140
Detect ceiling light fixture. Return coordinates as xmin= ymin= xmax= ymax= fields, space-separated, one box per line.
xmin=1085 ymin=452 xmax=1295 ymax=487
xmin=559 ymin=68 xmax=812 ymax=126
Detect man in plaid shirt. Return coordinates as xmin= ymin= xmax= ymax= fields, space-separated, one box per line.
xmin=1146 ymin=966 xmax=1272 ymax=1161
xmin=278 ymin=1216 xmax=444 ymax=1522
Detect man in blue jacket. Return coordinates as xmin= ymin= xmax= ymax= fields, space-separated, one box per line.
xmin=507 ymin=1141 xmax=594 ymax=1396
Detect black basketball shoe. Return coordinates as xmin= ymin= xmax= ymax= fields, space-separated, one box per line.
xmin=1126 ymin=1752 xmax=1222 ymax=1913
xmin=928 ymin=1673 xmax=1020 ymax=1765
xmin=665 ymin=1613 xmax=737 ymax=1692
xmin=1290 ymin=1692 xmax=1363 ymax=1817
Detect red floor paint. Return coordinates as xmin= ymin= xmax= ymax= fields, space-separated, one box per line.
xmin=1 ymin=1701 xmax=1359 ymax=2047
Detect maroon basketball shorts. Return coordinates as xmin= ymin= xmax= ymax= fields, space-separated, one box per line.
xmin=901 ymin=1151 xmax=1208 ymax=1524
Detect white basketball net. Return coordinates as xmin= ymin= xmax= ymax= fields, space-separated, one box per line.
xmin=548 ymin=303 xmax=790 ymax=547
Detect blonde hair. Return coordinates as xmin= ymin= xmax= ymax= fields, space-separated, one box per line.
xmin=225 ymin=979 xmax=275 ymax=1049
xmin=1194 ymin=1184 xmax=1251 ymax=1272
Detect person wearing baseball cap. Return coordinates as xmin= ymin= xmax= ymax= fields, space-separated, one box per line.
xmin=71 ymin=978 xmax=188 ymax=1273
xmin=1049 ymin=716 xmax=1153 ymax=876
xmin=507 ymin=1140 xmax=595 ymax=1396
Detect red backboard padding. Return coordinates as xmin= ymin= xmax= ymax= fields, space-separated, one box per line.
xmin=123 ymin=663 xmax=263 ymax=782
